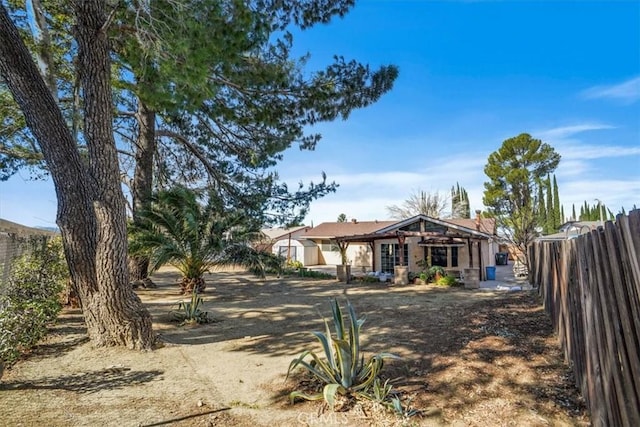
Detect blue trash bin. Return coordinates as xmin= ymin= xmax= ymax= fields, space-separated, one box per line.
xmin=486 ymin=266 xmax=496 ymax=280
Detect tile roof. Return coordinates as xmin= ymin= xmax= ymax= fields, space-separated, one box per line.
xmin=299 ymin=220 xmax=396 ymax=238
xmin=299 ymin=216 xmax=496 ymax=240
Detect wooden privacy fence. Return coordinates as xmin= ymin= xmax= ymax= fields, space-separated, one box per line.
xmin=529 ymin=210 xmax=640 ymax=427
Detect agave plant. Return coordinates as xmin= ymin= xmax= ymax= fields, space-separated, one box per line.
xmin=171 ymin=290 xmax=211 ymax=325
xmin=287 ymin=299 xmax=399 ymax=407
xmin=129 ymin=186 xmax=281 ymax=293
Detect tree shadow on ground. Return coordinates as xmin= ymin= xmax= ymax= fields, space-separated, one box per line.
xmin=0 ymin=367 xmax=163 ymax=393
xmin=136 ymin=269 xmax=588 ymax=423
xmin=19 ymin=310 xmax=89 ymax=362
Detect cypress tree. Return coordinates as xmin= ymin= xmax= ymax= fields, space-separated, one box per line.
xmin=545 ymin=176 xmax=554 ymax=234
xmin=552 ymin=175 xmax=561 ymax=229
xmin=537 ymin=182 xmax=546 ymax=233
xmin=451 ymin=182 xmax=470 ymax=219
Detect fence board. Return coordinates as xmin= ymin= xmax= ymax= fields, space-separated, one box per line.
xmin=530 ymin=210 xmax=640 ymax=426
xmin=606 ymin=223 xmax=640 ymax=425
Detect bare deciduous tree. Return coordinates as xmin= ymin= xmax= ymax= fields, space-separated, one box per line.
xmin=386 ymin=190 xmax=449 ymax=219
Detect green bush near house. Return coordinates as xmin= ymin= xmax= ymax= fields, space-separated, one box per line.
xmin=358 ymin=275 xmax=381 ymax=283
xmin=286 ymin=260 xmax=304 ymax=270
xmin=426 ymin=266 xmax=446 ymax=282
xmin=281 ymin=263 xmax=335 ymax=279
xmin=435 ymin=274 xmax=459 ymax=287
xmin=414 ymin=261 xmax=447 ymax=284
xmin=0 ymin=237 xmax=68 ymax=366
xmin=301 ymin=270 xmax=334 ymax=279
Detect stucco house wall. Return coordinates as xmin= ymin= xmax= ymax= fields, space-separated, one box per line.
xmin=271 ymin=238 xmax=318 ymax=266
xmin=312 ymin=241 xmax=371 ymax=269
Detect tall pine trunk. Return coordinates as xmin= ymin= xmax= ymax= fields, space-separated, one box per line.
xmin=0 ymin=3 xmax=154 ymax=349
xmin=130 ymin=100 xmax=156 ymax=282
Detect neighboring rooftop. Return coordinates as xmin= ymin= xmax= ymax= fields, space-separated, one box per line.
xmin=558 ymin=221 xmax=603 ymax=232
xmin=260 ymin=225 xmax=310 ymax=241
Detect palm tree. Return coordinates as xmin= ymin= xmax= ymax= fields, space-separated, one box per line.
xmin=129 ymin=186 xmax=281 ymax=293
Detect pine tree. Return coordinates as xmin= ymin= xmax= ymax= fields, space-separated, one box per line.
xmin=0 ymin=2 xmax=154 ymax=349
xmin=1 ymin=0 xmax=399 ymax=281
xmin=483 ymin=133 xmax=560 ymax=267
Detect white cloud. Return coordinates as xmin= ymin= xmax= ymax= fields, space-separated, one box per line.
xmin=581 ymin=76 xmax=640 ymax=103
xmin=535 ymin=122 xmax=639 ymax=161
xmin=559 ymin=144 xmax=640 ymax=161
xmin=560 ymin=178 xmax=640 ymax=216
xmin=536 ymin=123 xmax=614 ymax=140
xmin=301 ymin=152 xmax=491 ymax=224
xmin=555 ymin=159 xmax=590 ymax=177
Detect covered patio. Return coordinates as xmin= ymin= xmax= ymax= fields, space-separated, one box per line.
xmin=334 ymin=215 xmax=495 ymax=285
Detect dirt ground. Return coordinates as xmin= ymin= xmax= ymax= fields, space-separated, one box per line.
xmin=0 ymin=267 xmax=590 ymax=426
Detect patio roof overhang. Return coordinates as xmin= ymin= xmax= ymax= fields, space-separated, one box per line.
xmin=335 ymin=229 xmax=489 ymax=243
xmin=417 ymin=237 xmax=467 ymax=246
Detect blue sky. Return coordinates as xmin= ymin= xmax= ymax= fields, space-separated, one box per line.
xmin=1 ymin=0 xmax=639 ymax=228
xmin=277 ymin=0 xmax=640 ymax=225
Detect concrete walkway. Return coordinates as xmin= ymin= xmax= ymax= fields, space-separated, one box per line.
xmin=479 ymin=263 xmax=533 ymax=291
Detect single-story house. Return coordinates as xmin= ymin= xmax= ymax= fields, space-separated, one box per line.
xmin=330 ymin=214 xmax=498 ymax=281
xmin=289 ymin=214 xmax=498 ymax=281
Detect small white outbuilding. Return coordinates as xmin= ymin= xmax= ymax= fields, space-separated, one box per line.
xmin=271 ymin=237 xmax=318 ymax=266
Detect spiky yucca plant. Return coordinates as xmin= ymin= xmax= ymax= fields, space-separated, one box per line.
xmin=287 ymin=299 xmax=399 ymax=407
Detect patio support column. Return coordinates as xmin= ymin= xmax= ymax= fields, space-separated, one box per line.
xmin=368 ymin=241 xmax=375 ymax=271
xmin=394 ymin=233 xmax=408 ymax=285
xmin=478 ymin=239 xmax=484 ymax=281
xmin=336 ymin=239 xmax=351 ymax=283
xmin=396 ymin=233 xmax=406 ymax=265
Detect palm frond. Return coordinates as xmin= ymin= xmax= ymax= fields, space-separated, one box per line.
xmin=129 ymin=186 xmax=272 ymax=287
